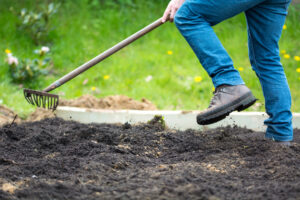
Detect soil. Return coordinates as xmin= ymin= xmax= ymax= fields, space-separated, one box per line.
xmin=0 ymin=117 xmax=299 ymax=200
xmin=60 ymin=95 xmax=157 ymax=110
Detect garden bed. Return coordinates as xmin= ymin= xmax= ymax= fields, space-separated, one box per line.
xmin=0 ymin=117 xmax=299 ymax=199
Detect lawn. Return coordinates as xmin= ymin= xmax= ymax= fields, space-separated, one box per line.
xmin=0 ymin=0 xmax=299 ymax=118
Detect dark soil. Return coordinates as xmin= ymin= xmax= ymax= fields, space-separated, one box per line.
xmin=0 ymin=118 xmax=299 ymax=200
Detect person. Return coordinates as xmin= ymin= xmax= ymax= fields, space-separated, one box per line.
xmin=162 ymin=0 xmax=293 ymax=144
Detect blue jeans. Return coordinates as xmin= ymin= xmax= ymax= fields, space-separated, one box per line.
xmin=174 ymin=0 xmax=293 ymax=141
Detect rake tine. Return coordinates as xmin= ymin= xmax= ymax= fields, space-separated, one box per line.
xmin=24 ymin=90 xmax=33 ymax=105
xmin=34 ymin=95 xmax=38 ymax=107
xmin=42 ymin=95 xmax=46 ymax=109
xmin=54 ymin=98 xmax=57 ymax=110
xmin=48 ymin=96 xmax=52 ymax=110
xmin=51 ymin=98 xmax=54 ymax=110
xmin=52 ymin=96 xmax=54 ymax=109
xmin=39 ymin=95 xmax=42 ymax=108
xmin=28 ymin=95 xmax=34 ymax=105
xmin=41 ymin=95 xmax=45 ymax=108
xmin=39 ymin=95 xmax=43 ymax=107
xmin=47 ymin=96 xmax=50 ymax=109
xmin=29 ymin=95 xmax=34 ymax=105
xmin=41 ymin=95 xmax=44 ymax=108
xmin=52 ymin=98 xmax=56 ymax=110
xmin=32 ymin=94 xmax=38 ymax=107
xmin=42 ymin=95 xmax=46 ymax=108
xmin=55 ymin=97 xmax=59 ymax=110
xmin=49 ymin=96 xmax=53 ymax=110
xmin=40 ymin=95 xmax=43 ymax=108
xmin=25 ymin=94 xmax=32 ymax=105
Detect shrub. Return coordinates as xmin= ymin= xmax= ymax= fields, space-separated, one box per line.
xmin=5 ymin=47 xmax=51 ymax=86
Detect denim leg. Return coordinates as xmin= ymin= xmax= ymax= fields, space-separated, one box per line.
xmin=245 ymin=0 xmax=293 ymax=141
xmin=174 ymin=0 xmax=264 ymax=87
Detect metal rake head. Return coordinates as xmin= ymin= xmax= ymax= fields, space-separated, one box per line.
xmin=24 ymin=89 xmax=59 ymax=111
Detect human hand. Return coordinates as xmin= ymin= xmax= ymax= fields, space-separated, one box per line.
xmin=162 ymin=0 xmax=186 ymax=23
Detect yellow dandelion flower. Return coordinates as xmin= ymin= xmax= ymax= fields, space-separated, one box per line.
xmin=238 ymin=67 xmax=244 ymax=72
xmin=103 ymin=75 xmax=110 ymax=80
xmin=296 ymin=68 xmax=300 ymax=73
xmin=280 ymin=50 xmax=286 ymax=54
xmin=212 ymin=87 xmax=215 ymax=92
xmin=5 ymin=49 xmax=11 ymax=54
xmin=91 ymin=86 xmax=96 ymax=91
xmin=194 ymin=76 xmax=203 ymax=83
xmin=283 ymin=24 xmax=287 ymax=30
xmin=283 ymin=54 xmax=290 ymax=59
xmin=294 ymin=56 xmax=300 ymax=62
xmin=167 ymin=50 xmax=173 ymax=55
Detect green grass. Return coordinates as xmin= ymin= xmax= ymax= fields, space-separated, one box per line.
xmin=0 ymin=0 xmax=300 ymax=118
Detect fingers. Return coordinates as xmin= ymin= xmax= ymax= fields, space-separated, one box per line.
xmin=162 ymin=5 xmax=171 ymax=23
xmin=162 ymin=1 xmax=180 ymax=23
xmin=169 ymin=6 xmax=177 ymax=22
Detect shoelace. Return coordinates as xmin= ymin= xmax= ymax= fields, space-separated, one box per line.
xmin=208 ymin=91 xmax=220 ymax=108
xmin=208 ymin=85 xmax=228 ymax=108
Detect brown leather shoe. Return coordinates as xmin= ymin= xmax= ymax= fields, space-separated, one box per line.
xmin=197 ymin=84 xmax=257 ymax=125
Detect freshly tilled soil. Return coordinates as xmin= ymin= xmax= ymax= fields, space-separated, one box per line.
xmin=0 ymin=118 xmax=299 ymax=200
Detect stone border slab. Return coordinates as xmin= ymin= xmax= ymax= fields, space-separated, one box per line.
xmin=56 ymin=106 xmax=300 ymax=132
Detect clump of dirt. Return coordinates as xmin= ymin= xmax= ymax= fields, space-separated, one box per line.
xmin=0 ymin=105 xmax=21 ymax=126
xmin=60 ymin=95 xmax=157 ymax=110
xmin=147 ymin=115 xmax=166 ymax=131
xmin=0 ymin=118 xmax=299 ymax=200
xmin=26 ymin=108 xmax=56 ymax=122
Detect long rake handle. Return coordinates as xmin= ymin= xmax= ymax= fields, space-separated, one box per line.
xmin=43 ymin=18 xmax=164 ymax=92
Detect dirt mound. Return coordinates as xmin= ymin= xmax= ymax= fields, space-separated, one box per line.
xmin=60 ymin=95 xmax=157 ymax=110
xmin=0 ymin=105 xmax=21 ymax=126
xmin=26 ymin=108 xmax=56 ymax=122
xmin=0 ymin=118 xmax=299 ymax=199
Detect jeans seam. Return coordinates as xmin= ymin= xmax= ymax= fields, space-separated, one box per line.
xmin=248 ymin=29 xmax=260 ymax=77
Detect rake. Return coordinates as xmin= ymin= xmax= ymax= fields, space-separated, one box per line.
xmin=24 ymin=18 xmax=164 ymax=111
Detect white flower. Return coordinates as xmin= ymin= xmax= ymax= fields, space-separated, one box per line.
xmin=41 ymin=46 xmax=50 ymax=53
xmin=145 ymin=75 xmax=153 ymax=82
xmin=7 ymin=54 xmax=19 ymax=65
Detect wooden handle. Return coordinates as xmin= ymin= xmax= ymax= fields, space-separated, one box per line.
xmin=44 ymin=18 xmax=164 ymax=92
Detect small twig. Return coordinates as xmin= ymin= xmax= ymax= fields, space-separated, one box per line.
xmin=8 ymin=114 xmax=18 ymax=128
xmin=0 ymin=157 xmax=17 ymax=165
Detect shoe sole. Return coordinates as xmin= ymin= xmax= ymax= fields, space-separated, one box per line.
xmin=197 ymin=92 xmax=257 ymax=125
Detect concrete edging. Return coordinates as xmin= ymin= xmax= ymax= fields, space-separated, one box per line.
xmin=55 ymin=106 xmax=300 ymax=132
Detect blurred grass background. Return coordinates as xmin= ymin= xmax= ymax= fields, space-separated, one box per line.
xmin=0 ymin=0 xmax=299 ymax=118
